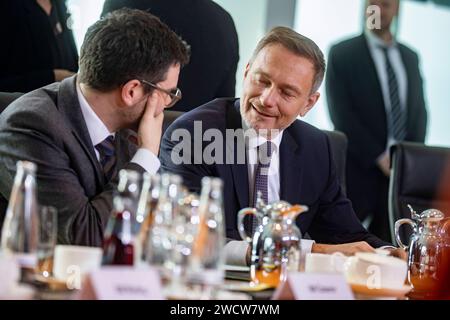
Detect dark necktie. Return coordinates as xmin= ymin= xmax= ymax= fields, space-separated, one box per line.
xmin=95 ymin=135 xmax=117 ymax=182
xmin=252 ymin=141 xmax=275 ymax=234
xmin=381 ymin=47 xmax=407 ymax=141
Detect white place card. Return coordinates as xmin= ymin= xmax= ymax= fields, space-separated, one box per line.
xmin=272 ymin=272 xmax=354 ymax=300
xmin=78 ymin=266 xmax=165 ymax=300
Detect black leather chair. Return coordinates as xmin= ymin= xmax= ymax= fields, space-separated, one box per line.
xmin=323 ymin=130 xmax=348 ymax=196
xmin=389 ymin=142 xmax=450 ymax=244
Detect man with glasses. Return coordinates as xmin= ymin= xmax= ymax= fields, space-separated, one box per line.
xmin=0 ymin=9 xmax=190 ymax=246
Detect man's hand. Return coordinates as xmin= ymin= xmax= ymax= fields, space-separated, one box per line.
xmin=312 ymin=241 xmax=376 ymax=256
xmin=137 ymin=93 xmax=164 ymax=156
xmin=53 ymin=69 xmax=75 ymax=82
xmin=376 ymin=151 xmax=391 ymax=177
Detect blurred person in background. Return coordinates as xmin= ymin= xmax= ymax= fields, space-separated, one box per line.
xmin=102 ymin=0 xmax=239 ymax=112
xmin=0 ymin=0 xmax=79 ymax=93
xmin=326 ymin=0 xmax=427 ymax=242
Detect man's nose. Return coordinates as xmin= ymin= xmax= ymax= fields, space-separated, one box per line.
xmin=259 ymin=86 xmax=278 ymax=109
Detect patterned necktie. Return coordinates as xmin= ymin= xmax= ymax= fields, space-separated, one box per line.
xmin=252 ymin=141 xmax=275 ymax=234
xmin=95 ymin=135 xmax=117 ymax=182
xmin=381 ymin=47 xmax=407 ymax=141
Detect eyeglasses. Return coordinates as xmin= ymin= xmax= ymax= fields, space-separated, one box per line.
xmin=140 ymin=79 xmax=182 ymax=108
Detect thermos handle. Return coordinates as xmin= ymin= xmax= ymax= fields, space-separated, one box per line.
xmin=237 ymin=207 xmax=257 ymax=243
xmin=394 ymin=218 xmax=417 ymax=250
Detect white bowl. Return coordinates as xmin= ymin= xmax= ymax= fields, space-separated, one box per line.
xmin=344 ymin=252 xmax=407 ymax=289
xmin=53 ymin=245 xmax=102 ymax=282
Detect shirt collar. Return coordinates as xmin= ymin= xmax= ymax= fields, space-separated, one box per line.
xmin=365 ymin=30 xmax=397 ymax=50
xmin=241 ymin=119 xmax=284 ymax=152
xmin=76 ymin=83 xmax=115 ymax=147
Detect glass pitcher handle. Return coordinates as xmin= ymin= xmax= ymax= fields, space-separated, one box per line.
xmin=394 ymin=218 xmax=417 ymax=250
xmin=237 ymin=207 xmax=257 ymax=243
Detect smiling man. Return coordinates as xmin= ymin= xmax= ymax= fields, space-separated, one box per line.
xmin=160 ymin=27 xmax=404 ymax=265
xmin=0 ymin=8 xmax=190 ymax=246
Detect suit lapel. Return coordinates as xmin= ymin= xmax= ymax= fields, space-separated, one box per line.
xmin=227 ymin=100 xmax=250 ymax=208
xmin=56 ymin=76 xmax=104 ymax=186
xmin=279 ymin=127 xmax=303 ymax=204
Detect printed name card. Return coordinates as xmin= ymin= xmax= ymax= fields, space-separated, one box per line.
xmin=79 ymin=266 xmax=165 ymax=300
xmin=273 ymin=272 xmax=354 ymax=300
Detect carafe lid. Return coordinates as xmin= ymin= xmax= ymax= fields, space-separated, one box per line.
xmin=265 ymin=201 xmax=308 ymax=220
xmin=419 ymin=209 xmax=444 ymax=222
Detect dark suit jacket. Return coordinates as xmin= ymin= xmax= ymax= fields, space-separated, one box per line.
xmin=0 ymin=76 xmax=145 ymax=246
xmin=0 ymin=0 xmax=78 ymax=92
xmin=101 ymin=0 xmax=239 ymax=112
xmin=160 ymin=98 xmax=389 ymax=248
xmin=326 ymin=34 xmax=427 ymax=216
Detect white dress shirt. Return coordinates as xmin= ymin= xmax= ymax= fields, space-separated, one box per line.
xmin=224 ymin=121 xmax=315 ymax=266
xmin=365 ymin=31 xmax=408 ymax=150
xmin=76 ymin=84 xmax=160 ymax=174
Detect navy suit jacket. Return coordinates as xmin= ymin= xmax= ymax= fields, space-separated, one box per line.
xmin=160 ymin=98 xmax=389 ymax=248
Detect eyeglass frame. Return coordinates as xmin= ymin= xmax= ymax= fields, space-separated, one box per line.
xmin=140 ymin=79 xmax=182 ymax=108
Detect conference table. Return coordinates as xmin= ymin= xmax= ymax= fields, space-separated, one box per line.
xmin=2 ymin=263 xmax=416 ymax=301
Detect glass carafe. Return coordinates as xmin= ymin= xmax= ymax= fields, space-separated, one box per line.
xmin=136 ymin=173 xmax=160 ymax=264
xmin=238 ymin=201 xmax=308 ymax=287
xmin=146 ymin=173 xmax=183 ymax=269
xmin=188 ymin=177 xmax=226 ymax=287
xmin=395 ymin=207 xmax=449 ymax=296
xmin=1 ymin=161 xmax=40 ymax=273
xmin=102 ymin=169 xmax=142 ymax=266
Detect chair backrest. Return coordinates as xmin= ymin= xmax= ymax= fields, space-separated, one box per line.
xmin=0 ymin=92 xmax=23 ymax=114
xmin=323 ymin=130 xmax=348 ymax=196
xmin=389 ymin=142 xmax=450 ymax=244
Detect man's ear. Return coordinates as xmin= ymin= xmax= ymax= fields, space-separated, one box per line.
xmin=299 ymin=92 xmax=320 ymax=117
xmin=121 ymin=79 xmax=145 ymax=107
